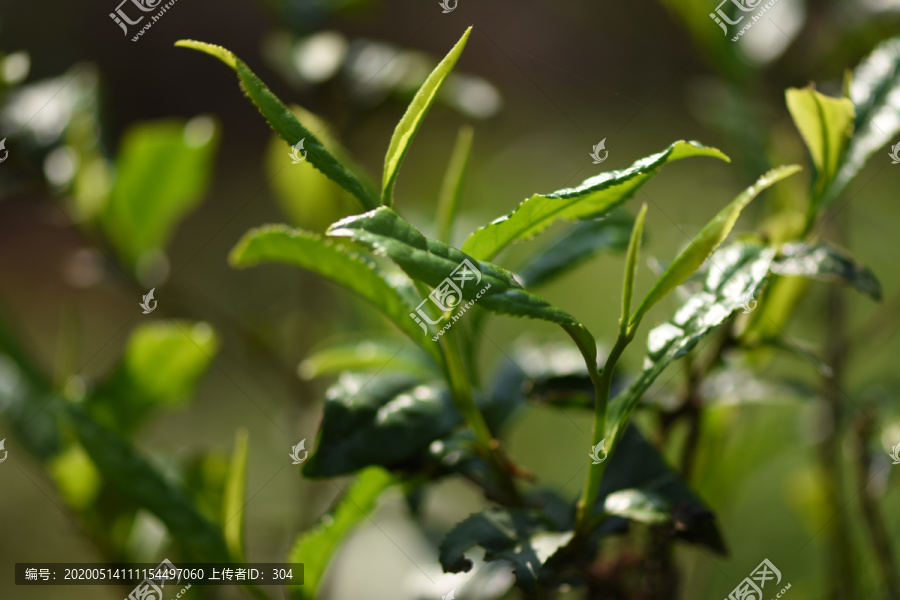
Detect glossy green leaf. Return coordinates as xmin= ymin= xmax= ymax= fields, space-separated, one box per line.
xmin=825 ymin=37 xmax=900 ymax=207
xmin=516 ymin=210 xmax=634 ymax=288
xmin=596 ymin=425 xmax=726 ymax=553
xmin=772 ymin=242 xmax=882 ymax=300
xmin=327 ymin=207 xmax=597 ymax=364
xmin=382 ymin=27 xmax=471 ymax=206
xmin=176 ymin=40 xmax=379 ymax=211
xmin=288 ymin=467 xmax=393 ymax=600
xmin=620 ymin=203 xmax=648 ymax=330
xmin=629 ymin=165 xmax=799 ymax=327
xmin=462 ymin=141 xmax=729 ymax=261
xmin=785 ymin=87 xmax=855 ymax=207
xmin=436 ymin=125 xmax=474 ymax=243
xmin=222 ymin=428 xmax=249 ymax=561
xmin=89 ymin=321 xmax=219 ymax=432
xmin=64 ymin=403 xmax=231 ymax=561
xmin=103 ymin=118 xmax=219 ymax=262
xmin=229 ymin=226 xmax=442 ymax=365
xmin=298 ymin=338 xmax=438 ymax=380
xmin=303 ymin=375 xmax=460 ymax=478
xmin=439 ymin=508 xmax=573 ymax=592
xmin=609 ymin=243 xmax=776 ymax=448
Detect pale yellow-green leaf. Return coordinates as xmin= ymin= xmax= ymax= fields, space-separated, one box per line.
xmin=222 ymin=428 xmax=249 ymax=561
xmin=382 ymin=27 xmax=472 ymax=206
xmin=785 ymin=87 xmax=855 ymax=207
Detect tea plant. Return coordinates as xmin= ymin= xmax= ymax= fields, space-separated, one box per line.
xmin=175 ymin=27 xmax=899 ymax=598
xmin=0 ymin=22 xmax=897 ymax=600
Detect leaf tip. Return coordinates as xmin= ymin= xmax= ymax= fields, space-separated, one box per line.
xmin=175 ymin=39 xmax=238 ymax=70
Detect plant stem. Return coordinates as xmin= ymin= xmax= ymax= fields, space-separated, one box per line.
xmin=820 ymin=215 xmax=856 ymax=599
xmin=852 ymin=406 xmax=900 ymax=600
xmin=441 ymin=329 xmax=521 ymax=505
xmin=574 ymin=330 xmax=632 ymax=535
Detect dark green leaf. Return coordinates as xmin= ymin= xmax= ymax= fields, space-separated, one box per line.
xmin=229 ymin=225 xmax=442 ymax=365
xmin=825 ymin=36 xmax=900 ymax=206
xmin=772 ymin=243 xmax=882 ymax=300
xmin=175 ymin=40 xmax=379 ymax=211
xmin=103 ymin=118 xmax=219 ymax=262
xmin=303 ymin=375 xmax=460 ymax=478
xmin=516 ymin=210 xmax=634 ymax=288
xmin=462 ymin=141 xmax=729 ymax=261
xmin=265 ymin=106 xmax=360 ymax=231
xmin=383 ymin=27 xmax=471 ymax=206
xmin=609 ymin=243 xmax=776 ymax=448
xmin=63 ymin=403 xmax=231 ymax=561
xmin=595 ymin=425 xmax=726 ymax=554
xmin=288 ymin=467 xmax=393 ymax=600
xmin=327 ymin=207 xmax=597 ymax=365
xmin=439 ymin=508 xmax=573 ymax=592
xmin=629 ymin=165 xmax=799 ymax=327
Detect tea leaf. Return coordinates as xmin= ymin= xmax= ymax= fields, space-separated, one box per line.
xmin=785 ymin=87 xmax=855 ymax=209
xmin=772 ymin=242 xmax=882 ymax=300
xmin=629 ymin=165 xmax=799 ymax=327
xmin=439 ymin=508 xmax=573 ymax=592
xmin=597 ymin=425 xmax=726 ymax=553
xmin=825 ymin=37 xmax=900 ymax=206
xmin=103 ymin=118 xmax=219 ymax=263
xmin=176 ymin=40 xmax=379 ymax=211
xmin=462 ymin=141 xmax=728 ymax=261
xmin=620 ymin=204 xmax=648 ymax=330
xmin=64 ymin=403 xmax=231 ymax=561
xmin=223 ymin=428 xmax=249 ymax=561
xmin=299 ymin=339 xmax=438 ymax=380
xmin=609 ymin=243 xmax=776 ymax=449
xmin=327 ymin=207 xmax=597 ymax=362
xmin=436 ymin=125 xmax=475 ymax=243
xmin=229 ymin=226 xmax=442 ymax=365
xmin=89 ymin=321 xmax=219 ymax=433
xmin=288 ymin=467 xmax=393 ymax=600
xmin=303 ymin=375 xmax=460 ymax=477
xmin=382 ymin=27 xmax=472 ymax=206
xmin=516 ymin=210 xmax=634 ymax=288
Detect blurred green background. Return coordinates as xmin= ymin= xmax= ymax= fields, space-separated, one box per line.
xmin=1 ymin=0 xmax=899 ymax=598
